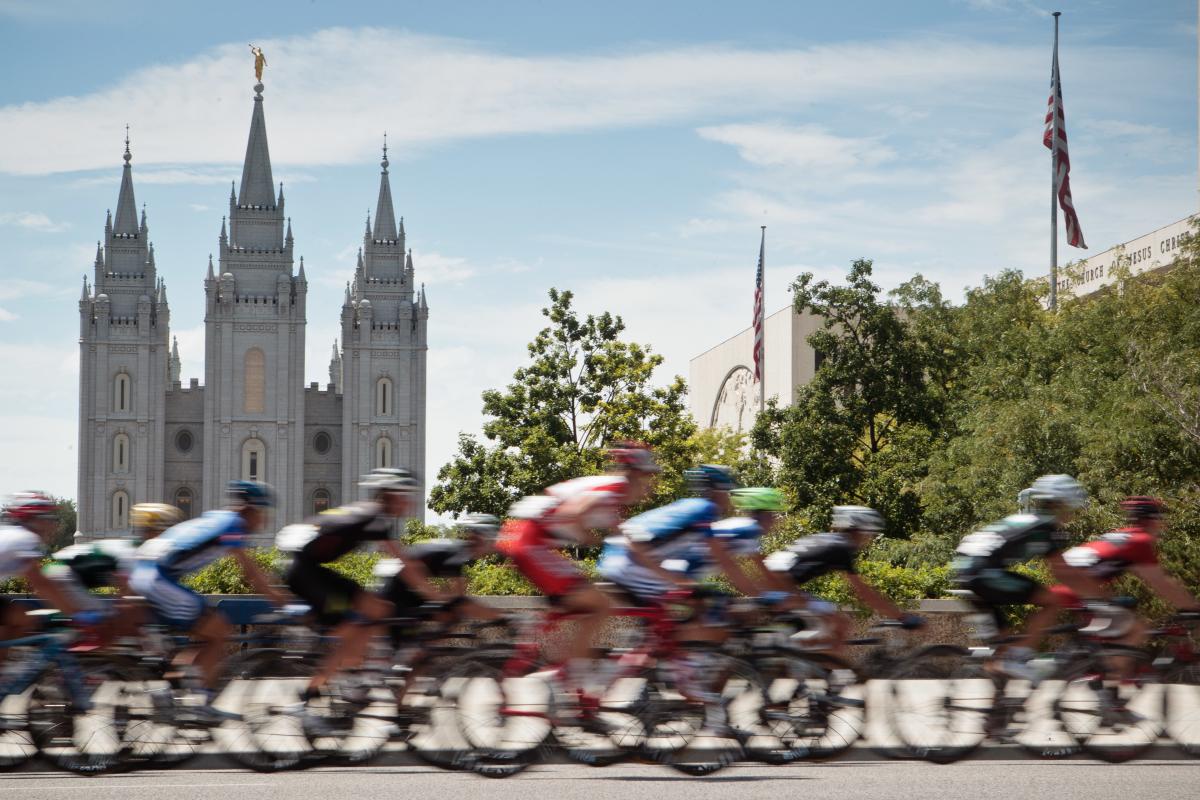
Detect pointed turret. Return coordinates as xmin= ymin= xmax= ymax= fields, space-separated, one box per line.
xmin=113 ymin=129 xmax=139 ymax=236
xmin=94 ymin=241 xmax=103 ymax=268
xmin=277 ymin=182 xmax=285 ymax=210
xmin=206 ymin=254 xmax=215 ymax=281
xmin=237 ymin=83 xmax=276 ymax=208
xmin=81 ymin=274 xmax=89 ymax=300
xmin=372 ymin=136 xmax=398 ymax=242
xmin=219 ymin=216 xmax=227 ymax=244
xmin=169 ymin=336 xmax=181 ymax=384
xmin=285 ymin=217 xmax=293 ymax=245
xmin=298 ymin=257 xmax=307 ymax=282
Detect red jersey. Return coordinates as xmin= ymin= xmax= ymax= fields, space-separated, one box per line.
xmin=1063 ymin=527 xmax=1158 ymax=581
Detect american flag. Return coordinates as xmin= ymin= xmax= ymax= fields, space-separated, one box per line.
xmin=752 ymin=228 xmax=765 ymax=382
xmin=1044 ymin=28 xmax=1086 ymax=249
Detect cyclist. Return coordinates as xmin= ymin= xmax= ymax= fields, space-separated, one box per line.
xmin=280 ymin=467 xmax=445 ymax=704
xmin=1061 ymin=495 xmax=1200 ymax=644
xmin=951 ymin=474 xmax=1088 ymax=679
xmin=129 ymin=481 xmax=284 ymax=718
xmin=0 ymin=492 xmax=85 ymax=658
xmin=764 ymin=505 xmax=921 ymax=654
xmin=497 ymin=441 xmax=659 ymax=702
xmin=375 ymin=512 xmax=503 ymax=629
xmin=44 ymin=502 xmax=183 ymax=643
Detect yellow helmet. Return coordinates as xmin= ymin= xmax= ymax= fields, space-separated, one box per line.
xmin=131 ymin=502 xmax=184 ymax=532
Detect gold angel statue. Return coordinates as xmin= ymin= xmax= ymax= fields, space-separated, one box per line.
xmin=249 ymin=45 xmax=267 ymax=81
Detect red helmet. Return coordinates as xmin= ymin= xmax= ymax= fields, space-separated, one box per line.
xmin=607 ymin=441 xmax=661 ymax=474
xmin=3 ymin=492 xmax=57 ymax=525
xmin=1121 ymin=495 xmax=1166 ymax=523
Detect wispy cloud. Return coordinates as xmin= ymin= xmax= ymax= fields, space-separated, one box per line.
xmin=699 ymin=123 xmax=896 ymax=172
xmin=0 ymin=211 xmax=70 ymax=232
xmin=0 ymin=28 xmax=1058 ymax=176
xmin=0 ymin=308 xmax=16 ymax=321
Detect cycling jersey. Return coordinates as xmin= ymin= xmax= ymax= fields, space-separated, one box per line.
xmin=499 ymin=474 xmax=629 ymax=598
xmin=763 ymin=532 xmax=858 ymax=584
xmin=49 ymin=539 xmax=137 ymax=589
xmin=0 ymin=524 xmax=43 ymax=578
xmin=294 ymin=502 xmax=395 ymax=564
xmin=134 ymin=510 xmax=249 ymax=580
xmin=377 ymin=539 xmax=475 ymax=612
xmin=597 ymin=498 xmax=720 ymax=600
xmin=1063 ymin=527 xmax=1157 ymax=581
xmin=952 ymin=513 xmax=1069 ymax=575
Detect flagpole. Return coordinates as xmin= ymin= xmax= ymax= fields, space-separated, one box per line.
xmin=1050 ymin=11 xmax=1061 ymax=312
xmin=759 ymin=225 xmax=766 ymax=414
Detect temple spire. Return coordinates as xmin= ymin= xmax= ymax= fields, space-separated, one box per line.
xmin=237 ymin=82 xmax=276 ymax=208
xmin=113 ymin=126 xmax=139 ymax=236
xmin=372 ymin=134 xmax=398 ymax=242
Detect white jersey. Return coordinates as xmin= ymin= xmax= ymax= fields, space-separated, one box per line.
xmin=0 ymin=524 xmax=43 ymax=578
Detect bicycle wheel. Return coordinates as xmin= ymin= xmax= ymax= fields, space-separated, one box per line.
xmin=885 ymin=645 xmax=993 ymax=764
xmin=29 ymin=657 xmax=140 ymax=775
xmin=111 ymin=665 xmax=210 ymax=769
xmin=444 ymin=652 xmax=552 ymax=778
xmin=554 ymin=669 xmax=653 ymax=767
xmin=223 ymin=651 xmax=324 ymax=772
xmin=651 ymin=655 xmax=759 ymax=776
xmin=1162 ymin=661 xmax=1200 ymax=756
xmin=1054 ymin=649 xmax=1161 ymax=763
xmin=757 ymin=651 xmax=865 ymax=761
xmin=0 ymin=684 xmax=37 ymax=771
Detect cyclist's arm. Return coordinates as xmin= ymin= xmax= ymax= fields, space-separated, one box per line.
xmin=706 ymin=537 xmax=764 ymax=597
xmin=22 ymin=562 xmax=78 ymax=615
xmin=1131 ymin=563 xmax=1199 ymax=610
xmin=626 ymin=538 xmax=693 ymax=588
xmin=230 ymin=549 xmax=287 ymax=606
xmin=386 ymin=543 xmax=447 ymax=602
xmin=554 ymin=493 xmax=613 ymax=546
xmin=846 ymin=573 xmax=904 ymax=619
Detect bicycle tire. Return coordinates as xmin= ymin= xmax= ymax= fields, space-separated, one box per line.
xmin=755 ymin=650 xmax=865 ymax=762
xmin=222 ymin=650 xmax=326 ymax=772
xmin=1162 ymin=661 xmax=1200 ymax=756
xmin=1053 ymin=647 xmax=1161 ymax=764
xmin=884 ymin=644 xmax=991 ymax=764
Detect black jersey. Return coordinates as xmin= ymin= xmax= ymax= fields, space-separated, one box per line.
xmin=953 ymin=513 xmax=1070 ymax=574
xmin=763 ymin=532 xmax=858 ymax=585
xmin=300 ymin=502 xmax=395 ymax=564
xmin=406 ymin=539 xmax=474 ymax=578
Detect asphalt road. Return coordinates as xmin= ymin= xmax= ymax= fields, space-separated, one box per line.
xmin=7 ymin=759 xmax=1200 ymax=800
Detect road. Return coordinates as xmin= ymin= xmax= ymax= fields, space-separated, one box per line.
xmin=7 ymin=759 xmax=1200 ymax=800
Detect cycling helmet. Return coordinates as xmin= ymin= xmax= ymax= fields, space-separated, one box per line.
xmin=2 ymin=492 xmax=57 ymax=524
xmin=684 ymin=464 xmax=739 ymax=494
xmin=1017 ymin=487 xmax=1035 ymax=514
xmin=830 ymin=505 xmax=885 ymax=534
xmin=607 ymin=441 xmax=661 ymax=474
xmin=1027 ymin=474 xmax=1088 ymax=511
xmin=458 ymin=512 xmax=501 ymax=541
xmin=731 ymin=487 xmax=786 ymax=513
xmin=226 ymin=480 xmax=275 ymax=507
xmin=131 ymin=503 xmax=184 ymax=532
xmin=1121 ymin=495 xmax=1166 ymax=523
xmin=360 ymin=467 xmax=419 ymax=496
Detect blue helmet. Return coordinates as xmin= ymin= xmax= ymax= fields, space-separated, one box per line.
xmin=226 ymin=480 xmax=275 ymax=508
xmin=684 ymin=464 xmax=738 ymax=494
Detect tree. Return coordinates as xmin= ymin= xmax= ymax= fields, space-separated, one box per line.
xmin=429 ymin=288 xmax=697 ymax=517
xmin=51 ymin=497 xmax=76 ymax=551
xmin=753 ymin=260 xmax=945 ymax=537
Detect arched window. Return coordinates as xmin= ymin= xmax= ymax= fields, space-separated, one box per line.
xmin=174 ymin=487 xmax=194 ymax=520
xmin=376 ymin=436 xmax=392 ymax=469
xmin=376 ymin=376 xmax=393 ymax=417
xmin=114 ymin=373 xmax=131 ymax=413
xmin=243 ymin=347 xmax=265 ymax=413
xmin=242 ymin=438 xmax=266 ymax=482
xmin=113 ymin=432 xmax=130 ymax=473
xmin=312 ymin=488 xmax=331 ymax=515
xmin=112 ymin=490 xmax=129 ymax=530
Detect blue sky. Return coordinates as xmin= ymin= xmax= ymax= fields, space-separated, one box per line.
xmin=0 ymin=0 xmax=1195 ymax=510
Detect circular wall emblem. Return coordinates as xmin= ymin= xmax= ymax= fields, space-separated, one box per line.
xmin=175 ymin=429 xmax=194 ymax=453
xmin=314 ymin=431 xmax=332 ymax=455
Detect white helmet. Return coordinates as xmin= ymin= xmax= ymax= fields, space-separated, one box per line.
xmin=1027 ymin=474 xmax=1088 ymax=511
xmin=831 ymin=505 xmax=885 ymax=534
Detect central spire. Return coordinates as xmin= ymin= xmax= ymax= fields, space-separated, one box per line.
xmin=372 ymin=133 xmax=398 ymax=242
xmin=113 ymin=126 xmax=139 ymax=236
xmin=237 ymin=83 xmax=276 ymax=208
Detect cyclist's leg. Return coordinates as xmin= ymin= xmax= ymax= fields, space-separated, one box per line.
xmin=191 ymin=609 xmax=234 ymax=689
xmin=0 ymin=596 xmax=32 ymax=669
xmin=1009 ymin=583 xmax=1062 ymax=653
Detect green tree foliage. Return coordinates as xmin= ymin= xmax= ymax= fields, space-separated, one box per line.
xmin=430 ymin=288 xmax=696 ymax=516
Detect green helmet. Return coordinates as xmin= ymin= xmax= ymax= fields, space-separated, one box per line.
xmin=731 ymin=487 xmax=786 ymax=513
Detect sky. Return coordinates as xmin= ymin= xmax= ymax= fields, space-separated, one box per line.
xmin=0 ymin=0 xmax=1195 ymax=515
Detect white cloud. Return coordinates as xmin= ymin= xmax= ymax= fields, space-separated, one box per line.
xmin=0 ymin=307 xmax=16 ymax=321
xmin=0 ymin=29 xmax=1052 ymax=176
xmin=189 ymin=203 xmax=209 ymax=212
xmin=699 ymin=123 xmax=896 ymax=172
xmin=414 ymin=252 xmax=476 ymax=285
xmin=0 ymin=415 xmax=77 ymax=499
xmin=0 ymin=278 xmax=56 ymax=301
xmin=0 ymin=211 xmax=70 ymax=232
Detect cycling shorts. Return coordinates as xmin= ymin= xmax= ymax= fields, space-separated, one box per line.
xmin=285 ymin=559 xmax=363 ymax=627
xmin=958 ymin=569 xmax=1042 ymax=629
xmin=129 ymin=564 xmax=206 ymax=630
xmin=497 ymin=519 xmax=586 ymax=599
